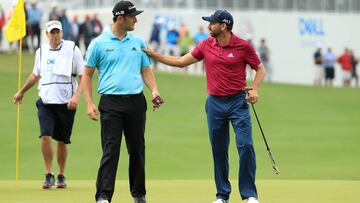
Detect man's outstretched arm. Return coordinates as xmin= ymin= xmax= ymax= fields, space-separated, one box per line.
xmin=142 ymin=46 xmax=198 ymax=68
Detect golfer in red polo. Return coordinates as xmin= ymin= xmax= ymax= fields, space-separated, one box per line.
xmin=142 ymin=9 xmax=265 ymax=203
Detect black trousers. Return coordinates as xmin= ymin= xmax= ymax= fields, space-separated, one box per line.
xmin=95 ymin=93 xmax=147 ymax=202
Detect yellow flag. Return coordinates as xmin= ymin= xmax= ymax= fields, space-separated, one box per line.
xmin=5 ymin=0 xmax=26 ymax=42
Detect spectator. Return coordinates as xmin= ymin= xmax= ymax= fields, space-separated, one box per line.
xmin=258 ymin=38 xmax=271 ymax=81
xmin=27 ymin=0 xmax=43 ymax=50
xmin=178 ymin=30 xmax=193 ymax=57
xmin=323 ymin=47 xmax=336 ymax=87
xmin=80 ymin=13 xmax=94 ymax=51
xmin=337 ymin=48 xmax=353 ymax=87
xmin=92 ymin=13 xmax=103 ymax=37
xmin=193 ymin=25 xmax=208 ymax=73
xmin=244 ymin=34 xmax=255 ymax=80
xmin=179 ymin=22 xmax=188 ymax=37
xmin=193 ymin=25 xmax=208 ymax=45
xmin=178 ymin=30 xmax=194 ymax=71
xmin=350 ymin=49 xmax=359 ymax=87
xmin=149 ymin=18 xmax=162 ymax=69
xmin=313 ymin=46 xmax=323 ymax=86
xmin=49 ymin=2 xmax=60 ymax=21
xmin=22 ymin=1 xmax=29 ymax=51
xmin=59 ymin=9 xmax=71 ymax=40
xmin=166 ymin=23 xmax=179 ymax=56
xmin=70 ymin=15 xmax=80 ymax=47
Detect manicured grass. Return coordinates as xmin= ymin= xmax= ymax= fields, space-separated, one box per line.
xmin=1 ymin=180 xmax=359 ymax=203
xmin=1 ymin=52 xmax=360 ymax=201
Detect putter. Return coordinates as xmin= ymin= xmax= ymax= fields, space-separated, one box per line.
xmin=246 ymin=90 xmax=280 ymax=174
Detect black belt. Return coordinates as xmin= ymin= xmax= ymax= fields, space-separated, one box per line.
xmin=102 ymin=92 xmax=143 ymax=98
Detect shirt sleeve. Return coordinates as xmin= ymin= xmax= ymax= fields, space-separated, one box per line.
xmin=245 ymin=43 xmax=262 ymax=70
xmin=140 ymin=40 xmax=152 ymax=68
xmin=84 ymin=40 xmax=98 ymax=68
xmin=32 ymin=48 xmax=41 ymax=76
xmin=73 ymin=46 xmax=84 ymax=76
xmin=191 ymin=40 xmax=205 ymax=61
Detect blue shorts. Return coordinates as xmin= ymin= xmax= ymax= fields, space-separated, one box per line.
xmin=36 ymin=99 xmax=76 ymax=144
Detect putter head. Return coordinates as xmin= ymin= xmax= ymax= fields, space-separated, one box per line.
xmin=268 ymin=150 xmax=280 ymax=174
xmin=272 ymin=163 xmax=280 ymax=174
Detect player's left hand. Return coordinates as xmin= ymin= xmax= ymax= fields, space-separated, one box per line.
xmin=152 ymin=95 xmax=164 ymax=109
xmin=245 ymin=87 xmax=259 ymax=104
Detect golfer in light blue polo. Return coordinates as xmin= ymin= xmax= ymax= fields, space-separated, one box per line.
xmin=81 ymin=1 xmax=163 ymax=203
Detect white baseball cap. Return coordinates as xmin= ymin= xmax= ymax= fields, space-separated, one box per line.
xmin=46 ymin=21 xmax=62 ymax=32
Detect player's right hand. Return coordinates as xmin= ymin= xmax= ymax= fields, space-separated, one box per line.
xmin=87 ymin=102 xmax=100 ymax=121
xmin=13 ymin=92 xmax=24 ymax=105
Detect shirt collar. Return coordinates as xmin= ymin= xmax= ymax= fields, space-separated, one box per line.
xmin=107 ymin=30 xmax=132 ymax=41
xmin=49 ymin=40 xmax=63 ymax=51
xmin=211 ymin=32 xmax=240 ymax=47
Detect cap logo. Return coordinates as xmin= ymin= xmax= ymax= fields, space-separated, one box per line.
xmin=115 ymin=11 xmax=124 ymax=15
xmin=47 ymin=22 xmax=59 ymax=27
xmin=222 ymin=19 xmax=230 ymax=24
xmin=128 ymin=6 xmax=135 ymax=10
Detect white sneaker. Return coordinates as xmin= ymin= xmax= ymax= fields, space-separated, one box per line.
xmin=213 ymin=199 xmax=229 ymax=203
xmin=247 ymin=197 xmax=259 ymax=203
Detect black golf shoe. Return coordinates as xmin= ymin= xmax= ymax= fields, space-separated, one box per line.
xmin=42 ymin=173 xmax=55 ymax=189
xmin=56 ymin=174 xmax=67 ymax=188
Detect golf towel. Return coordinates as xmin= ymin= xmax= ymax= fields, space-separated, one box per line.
xmin=52 ymin=40 xmax=75 ymax=77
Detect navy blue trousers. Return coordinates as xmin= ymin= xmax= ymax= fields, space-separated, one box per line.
xmin=205 ymin=91 xmax=258 ymax=200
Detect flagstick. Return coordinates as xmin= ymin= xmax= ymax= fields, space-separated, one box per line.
xmin=16 ymin=38 xmax=23 ymax=185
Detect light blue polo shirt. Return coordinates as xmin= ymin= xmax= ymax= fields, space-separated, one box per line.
xmin=85 ymin=31 xmax=151 ymax=95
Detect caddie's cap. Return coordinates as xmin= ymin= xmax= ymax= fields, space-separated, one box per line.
xmin=202 ymin=10 xmax=233 ymax=29
xmin=112 ymin=1 xmax=143 ymax=17
xmin=46 ymin=20 xmax=62 ymax=32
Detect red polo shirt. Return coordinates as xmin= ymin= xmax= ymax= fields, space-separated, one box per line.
xmin=337 ymin=53 xmax=352 ymax=71
xmin=191 ymin=33 xmax=261 ymax=96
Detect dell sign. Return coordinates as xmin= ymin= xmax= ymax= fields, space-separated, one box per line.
xmin=298 ymin=17 xmax=325 ymax=36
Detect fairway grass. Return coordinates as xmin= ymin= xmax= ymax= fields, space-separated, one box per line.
xmin=1 ymin=53 xmax=360 ymax=202
xmin=0 ymin=179 xmax=359 ymax=203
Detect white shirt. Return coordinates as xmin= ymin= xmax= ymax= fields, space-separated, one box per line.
xmin=33 ymin=40 xmax=84 ymax=104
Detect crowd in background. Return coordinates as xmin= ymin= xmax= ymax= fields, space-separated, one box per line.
xmin=313 ymin=46 xmax=359 ymax=87
xmin=0 ymin=1 xmax=272 ymax=77
xmin=0 ymin=1 xmax=273 ymax=83
xmin=148 ymin=17 xmax=272 ymax=78
xmin=148 ymin=18 xmax=208 ymax=73
xmin=0 ymin=1 xmax=103 ymax=53
xmin=4 ymin=1 xmax=359 ymax=88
